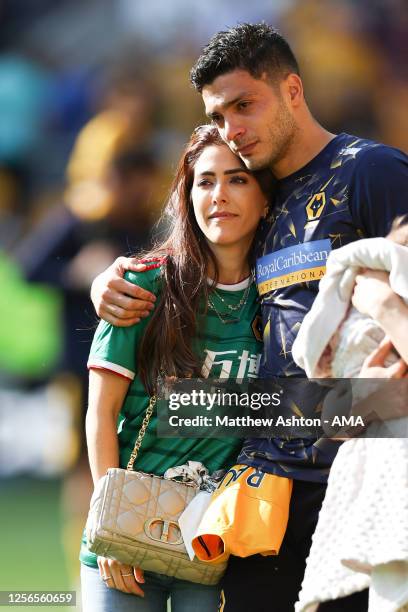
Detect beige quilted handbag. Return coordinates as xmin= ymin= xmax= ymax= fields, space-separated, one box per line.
xmin=86 ymin=397 xmax=226 ymax=585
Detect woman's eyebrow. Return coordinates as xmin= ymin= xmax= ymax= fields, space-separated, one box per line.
xmin=224 ymin=168 xmax=250 ymax=175
xmin=197 ymin=168 xmax=250 ymax=177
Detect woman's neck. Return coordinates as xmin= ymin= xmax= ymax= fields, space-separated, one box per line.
xmin=208 ymin=243 xmax=251 ymax=284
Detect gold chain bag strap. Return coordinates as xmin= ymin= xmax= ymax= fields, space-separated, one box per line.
xmin=86 ymin=397 xmax=227 ymax=585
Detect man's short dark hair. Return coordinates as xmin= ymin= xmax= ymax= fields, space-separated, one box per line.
xmin=190 ymin=23 xmax=299 ymax=92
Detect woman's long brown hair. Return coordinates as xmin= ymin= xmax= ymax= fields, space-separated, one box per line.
xmin=138 ymin=124 xmax=274 ymax=394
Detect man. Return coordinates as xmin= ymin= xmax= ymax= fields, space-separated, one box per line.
xmin=90 ymin=24 xmax=408 ymax=611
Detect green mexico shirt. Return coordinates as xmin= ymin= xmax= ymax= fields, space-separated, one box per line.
xmin=80 ymin=267 xmax=262 ymax=567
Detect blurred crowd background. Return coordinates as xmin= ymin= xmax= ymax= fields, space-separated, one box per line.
xmin=0 ymin=0 xmax=407 ymax=608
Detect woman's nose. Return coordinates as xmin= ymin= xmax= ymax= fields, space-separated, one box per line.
xmin=212 ymin=182 xmax=227 ymax=204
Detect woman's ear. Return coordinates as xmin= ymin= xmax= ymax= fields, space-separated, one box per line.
xmin=262 ymin=202 xmax=269 ymax=218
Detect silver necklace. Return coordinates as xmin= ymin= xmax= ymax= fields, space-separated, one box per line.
xmin=208 ymin=280 xmax=253 ymax=325
xmin=212 ymin=278 xmax=253 ymax=312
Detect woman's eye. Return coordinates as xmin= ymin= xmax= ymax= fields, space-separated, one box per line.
xmin=231 ymin=175 xmax=247 ymax=184
xmin=197 ymin=179 xmax=212 ymax=187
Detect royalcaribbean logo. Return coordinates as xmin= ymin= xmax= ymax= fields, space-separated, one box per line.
xmin=256 ymin=239 xmax=331 ymax=295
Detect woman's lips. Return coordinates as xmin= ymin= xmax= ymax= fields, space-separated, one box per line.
xmin=208 ymin=212 xmax=238 ymax=220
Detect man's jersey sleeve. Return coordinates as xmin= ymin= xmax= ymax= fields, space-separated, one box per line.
xmin=87 ymin=268 xmax=161 ymax=380
xmin=350 ymin=145 xmax=408 ymax=237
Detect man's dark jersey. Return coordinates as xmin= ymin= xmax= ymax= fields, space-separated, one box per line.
xmin=237 ymin=133 xmax=408 ymax=482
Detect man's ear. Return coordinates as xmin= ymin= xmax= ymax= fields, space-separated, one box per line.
xmin=283 ymin=73 xmax=303 ymax=108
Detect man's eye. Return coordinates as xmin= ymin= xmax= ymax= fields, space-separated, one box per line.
xmin=211 ymin=115 xmax=223 ymax=126
xmin=237 ymin=101 xmax=250 ymax=110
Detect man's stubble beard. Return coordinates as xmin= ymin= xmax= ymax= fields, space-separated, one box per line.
xmin=243 ymin=99 xmax=299 ymax=173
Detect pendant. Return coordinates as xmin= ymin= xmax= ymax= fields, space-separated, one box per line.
xmin=222 ymin=316 xmax=240 ymax=324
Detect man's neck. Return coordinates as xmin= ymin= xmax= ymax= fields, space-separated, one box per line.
xmin=272 ymin=114 xmax=336 ymax=180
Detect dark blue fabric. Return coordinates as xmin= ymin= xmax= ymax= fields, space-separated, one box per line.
xmin=239 ymin=133 xmax=408 ymax=482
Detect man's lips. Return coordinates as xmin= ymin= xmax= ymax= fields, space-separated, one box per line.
xmin=235 ymin=141 xmax=258 ymax=155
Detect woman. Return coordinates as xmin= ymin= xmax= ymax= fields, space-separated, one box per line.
xmin=80 ymin=124 xmax=274 ymax=611
xmin=292 ymin=224 xmax=408 ymax=612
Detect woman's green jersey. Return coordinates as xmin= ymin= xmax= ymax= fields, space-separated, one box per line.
xmin=80 ymin=267 xmax=262 ymax=567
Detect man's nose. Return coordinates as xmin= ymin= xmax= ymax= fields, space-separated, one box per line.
xmin=223 ymin=119 xmax=245 ymax=145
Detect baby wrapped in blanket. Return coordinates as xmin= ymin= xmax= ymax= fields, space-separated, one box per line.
xmin=292 ymin=221 xmax=408 ymax=612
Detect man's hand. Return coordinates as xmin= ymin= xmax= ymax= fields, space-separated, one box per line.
xmin=90 ymin=256 xmax=157 ymax=327
xmin=97 ymin=556 xmax=145 ymax=596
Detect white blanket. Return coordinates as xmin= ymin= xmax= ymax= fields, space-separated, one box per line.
xmin=292 ymin=237 xmax=408 ymax=378
xmin=295 ymin=437 xmax=408 ymax=612
xmin=293 ymin=238 xmax=408 ymax=612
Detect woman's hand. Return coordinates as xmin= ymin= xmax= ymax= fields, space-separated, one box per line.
xmin=358 ymin=337 xmax=407 ymax=379
xmin=353 ymin=338 xmax=408 ymax=425
xmin=97 ymin=556 xmax=145 ymax=597
xmin=352 ymin=269 xmax=408 ymax=365
xmin=351 ymin=269 xmax=399 ymax=320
